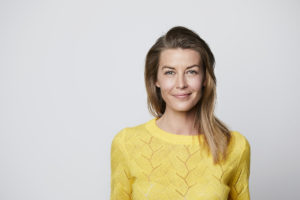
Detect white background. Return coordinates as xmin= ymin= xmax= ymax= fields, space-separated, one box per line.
xmin=1 ymin=0 xmax=299 ymax=199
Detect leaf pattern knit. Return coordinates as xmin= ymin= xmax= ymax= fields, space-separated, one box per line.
xmin=110 ymin=118 xmax=251 ymax=200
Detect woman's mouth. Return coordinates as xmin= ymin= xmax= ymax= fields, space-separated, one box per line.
xmin=173 ymin=93 xmax=191 ymax=99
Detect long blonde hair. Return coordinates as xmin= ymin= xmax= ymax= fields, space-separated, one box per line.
xmin=144 ymin=26 xmax=231 ymax=164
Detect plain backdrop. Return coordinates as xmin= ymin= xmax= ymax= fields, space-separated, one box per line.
xmin=1 ymin=0 xmax=300 ymax=199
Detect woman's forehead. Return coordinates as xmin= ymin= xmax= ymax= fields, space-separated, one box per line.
xmin=159 ymin=48 xmax=201 ymax=67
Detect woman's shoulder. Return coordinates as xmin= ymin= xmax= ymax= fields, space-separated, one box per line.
xmin=111 ymin=119 xmax=151 ymax=143
xmin=229 ymin=131 xmax=250 ymax=144
xmin=228 ymin=130 xmax=251 ymax=156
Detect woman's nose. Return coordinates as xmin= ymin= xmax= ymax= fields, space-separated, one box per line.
xmin=176 ymin=74 xmax=187 ymax=89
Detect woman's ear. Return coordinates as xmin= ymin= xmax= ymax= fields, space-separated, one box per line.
xmin=155 ymin=81 xmax=160 ymax=88
xmin=202 ymin=79 xmax=207 ymax=87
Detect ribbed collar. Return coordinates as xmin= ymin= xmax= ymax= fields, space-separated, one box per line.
xmin=145 ymin=118 xmax=205 ymax=145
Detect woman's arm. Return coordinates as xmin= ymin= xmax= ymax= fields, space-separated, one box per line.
xmin=110 ymin=129 xmax=132 ymax=200
xmin=229 ymin=136 xmax=251 ymax=200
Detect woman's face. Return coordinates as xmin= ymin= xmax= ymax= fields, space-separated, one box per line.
xmin=156 ymin=48 xmax=206 ymax=114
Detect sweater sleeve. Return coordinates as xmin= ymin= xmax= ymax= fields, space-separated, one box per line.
xmin=229 ymin=136 xmax=251 ymax=200
xmin=110 ymin=129 xmax=132 ymax=200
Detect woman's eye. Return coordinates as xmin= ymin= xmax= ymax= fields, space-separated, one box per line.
xmin=187 ymin=70 xmax=198 ymax=74
xmin=164 ymin=71 xmax=175 ymax=75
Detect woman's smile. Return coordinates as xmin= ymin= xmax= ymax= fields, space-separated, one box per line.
xmin=173 ymin=93 xmax=192 ymax=99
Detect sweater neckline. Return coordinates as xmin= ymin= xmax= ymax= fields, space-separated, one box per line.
xmin=145 ymin=118 xmax=205 ymax=145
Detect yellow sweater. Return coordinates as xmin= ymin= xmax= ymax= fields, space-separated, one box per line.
xmin=110 ymin=118 xmax=251 ymax=200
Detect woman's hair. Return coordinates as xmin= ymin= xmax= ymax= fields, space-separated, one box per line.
xmin=144 ymin=26 xmax=231 ymax=164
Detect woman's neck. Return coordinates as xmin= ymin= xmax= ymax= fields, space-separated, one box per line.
xmin=156 ymin=109 xmax=200 ymax=136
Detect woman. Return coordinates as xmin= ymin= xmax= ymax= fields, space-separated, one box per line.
xmin=110 ymin=26 xmax=251 ymax=200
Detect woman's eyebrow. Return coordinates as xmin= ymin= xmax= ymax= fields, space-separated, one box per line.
xmin=161 ymin=65 xmax=200 ymax=70
xmin=161 ymin=66 xmax=175 ymax=70
xmin=186 ymin=65 xmax=200 ymax=69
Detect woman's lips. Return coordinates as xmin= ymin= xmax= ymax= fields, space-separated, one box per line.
xmin=173 ymin=93 xmax=191 ymax=99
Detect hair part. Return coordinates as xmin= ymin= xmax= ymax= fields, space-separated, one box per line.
xmin=144 ymin=26 xmax=231 ymax=164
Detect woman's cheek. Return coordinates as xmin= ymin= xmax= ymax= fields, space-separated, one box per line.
xmin=189 ymin=77 xmax=203 ymax=90
xmin=161 ymin=79 xmax=175 ymax=91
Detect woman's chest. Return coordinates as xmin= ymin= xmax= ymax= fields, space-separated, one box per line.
xmin=126 ymin=139 xmax=234 ymax=200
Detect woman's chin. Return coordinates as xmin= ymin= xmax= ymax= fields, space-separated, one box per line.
xmin=168 ymin=105 xmax=196 ymax=113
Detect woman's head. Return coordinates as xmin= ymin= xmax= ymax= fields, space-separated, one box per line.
xmin=144 ymin=26 xmax=231 ymax=164
xmin=145 ymin=26 xmax=216 ymax=118
xmin=155 ymin=48 xmax=206 ymax=115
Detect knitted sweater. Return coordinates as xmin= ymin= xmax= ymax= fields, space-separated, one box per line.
xmin=110 ymin=118 xmax=251 ymax=200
